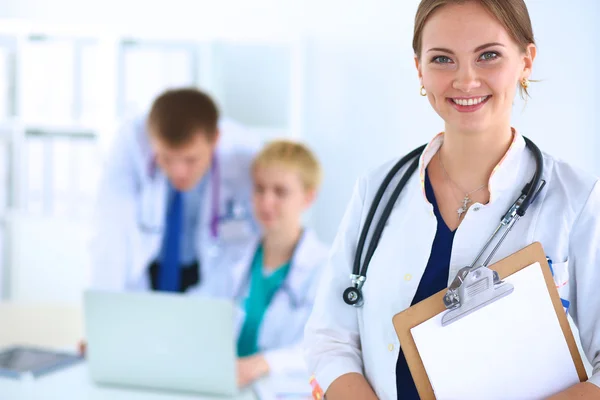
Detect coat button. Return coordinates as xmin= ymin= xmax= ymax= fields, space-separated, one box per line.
xmin=473 ymin=206 xmax=481 ymax=212
xmin=388 ymin=343 xmax=394 ymax=352
xmin=404 ymin=274 xmax=412 ymax=281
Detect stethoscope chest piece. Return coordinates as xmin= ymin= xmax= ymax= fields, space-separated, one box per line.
xmin=343 ymin=287 xmax=363 ymax=307
xmin=343 ymin=274 xmax=366 ymax=307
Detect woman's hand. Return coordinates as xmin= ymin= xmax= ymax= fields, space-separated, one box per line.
xmin=237 ymin=354 xmax=270 ymax=387
xmin=78 ymin=340 xmax=87 ymax=357
xmin=545 ymin=382 xmax=600 ymax=399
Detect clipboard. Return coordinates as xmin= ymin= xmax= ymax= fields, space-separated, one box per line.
xmin=392 ymin=242 xmax=588 ymax=399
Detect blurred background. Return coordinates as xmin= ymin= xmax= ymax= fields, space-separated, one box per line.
xmin=0 ymin=0 xmax=597 ymax=306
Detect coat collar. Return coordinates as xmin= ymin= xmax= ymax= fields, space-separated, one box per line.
xmin=230 ymin=229 xmax=326 ymax=301
xmin=417 ymin=129 xmax=526 ymax=205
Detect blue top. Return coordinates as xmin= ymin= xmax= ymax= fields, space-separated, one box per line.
xmin=237 ymin=244 xmax=291 ymax=357
xmin=395 ymin=169 xmax=457 ymax=399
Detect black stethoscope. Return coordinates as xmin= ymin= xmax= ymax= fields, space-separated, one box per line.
xmin=342 ymin=137 xmax=547 ymax=307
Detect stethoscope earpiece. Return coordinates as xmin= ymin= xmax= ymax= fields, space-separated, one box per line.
xmin=343 ymin=286 xmax=363 ymax=307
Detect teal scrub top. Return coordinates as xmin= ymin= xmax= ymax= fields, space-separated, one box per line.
xmin=237 ymin=244 xmax=291 ymax=357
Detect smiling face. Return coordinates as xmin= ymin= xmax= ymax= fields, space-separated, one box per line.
xmin=415 ymin=1 xmax=536 ymax=135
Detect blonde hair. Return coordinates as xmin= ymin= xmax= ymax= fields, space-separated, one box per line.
xmin=252 ymin=140 xmax=322 ymax=191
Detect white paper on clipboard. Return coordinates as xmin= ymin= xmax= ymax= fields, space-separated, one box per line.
xmin=410 ymin=262 xmax=580 ymax=400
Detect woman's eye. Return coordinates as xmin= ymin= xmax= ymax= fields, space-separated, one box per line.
xmin=479 ymin=51 xmax=499 ymax=61
xmin=432 ymin=55 xmax=453 ymax=64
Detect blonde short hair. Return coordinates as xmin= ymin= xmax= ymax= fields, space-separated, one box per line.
xmin=252 ymin=140 xmax=322 ymax=191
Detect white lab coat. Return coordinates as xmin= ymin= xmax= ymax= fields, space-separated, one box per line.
xmin=201 ymin=229 xmax=329 ymax=376
xmin=89 ymin=116 xmax=261 ymax=292
xmin=304 ymin=131 xmax=600 ymax=399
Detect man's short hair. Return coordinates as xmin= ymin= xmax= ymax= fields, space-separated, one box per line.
xmin=147 ymin=88 xmax=219 ymax=147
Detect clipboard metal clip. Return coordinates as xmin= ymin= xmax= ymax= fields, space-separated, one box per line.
xmin=442 ymin=265 xmax=514 ymax=326
xmin=441 ymin=181 xmax=547 ymax=327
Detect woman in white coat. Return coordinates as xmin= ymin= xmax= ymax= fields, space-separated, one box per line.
xmin=202 ymin=140 xmax=329 ymax=387
xmin=304 ymin=1 xmax=600 ymax=399
xmin=89 ymin=88 xmax=260 ymax=293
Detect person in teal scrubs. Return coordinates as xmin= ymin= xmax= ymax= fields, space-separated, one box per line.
xmin=236 ymin=245 xmax=292 ymax=357
xmin=203 ymin=140 xmax=330 ymax=387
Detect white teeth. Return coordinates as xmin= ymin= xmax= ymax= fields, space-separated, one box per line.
xmin=452 ymin=96 xmax=488 ymax=106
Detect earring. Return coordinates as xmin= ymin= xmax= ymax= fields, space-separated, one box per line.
xmin=521 ymin=78 xmax=530 ymax=89
xmin=420 ymin=85 xmax=427 ymax=96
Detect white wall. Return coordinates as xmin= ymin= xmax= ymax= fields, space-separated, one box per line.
xmin=7 ymin=213 xmax=90 ymax=304
xmin=511 ymin=0 xmax=600 ymax=174
xmin=0 ymin=0 xmax=302 ymax=40
xmin=0 ymin=0 xmax=598 ymax=252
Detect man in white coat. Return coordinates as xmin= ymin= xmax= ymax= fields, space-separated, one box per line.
xmin=89 ymin=88 xmax=260 ymax=293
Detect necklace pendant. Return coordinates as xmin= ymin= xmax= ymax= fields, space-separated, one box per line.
xmin=457 ymin=195 xmax=470 ymax=219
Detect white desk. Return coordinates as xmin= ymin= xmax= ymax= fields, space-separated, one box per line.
xmin=0 ymin=362 xmax=260 ymax=400
xmin=0 ymin=302 xmax=312 ymax=400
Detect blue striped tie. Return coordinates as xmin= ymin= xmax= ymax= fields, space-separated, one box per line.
xmin=158 ymin=188 xmax=183 ymax=292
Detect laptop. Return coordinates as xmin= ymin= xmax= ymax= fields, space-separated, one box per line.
xmin=83 ymin=290 xmax=249 ymax=397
